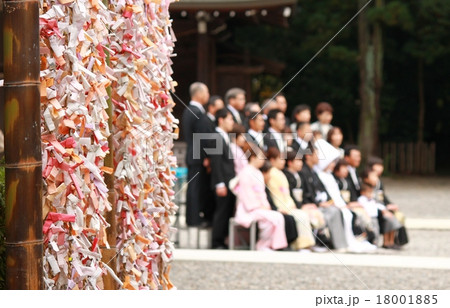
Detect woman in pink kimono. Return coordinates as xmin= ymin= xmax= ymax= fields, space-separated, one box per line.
xmin=232 ymin=147 xmax=288 ymax=251
xmin=229 ymin=124 xmax=249 ymax=175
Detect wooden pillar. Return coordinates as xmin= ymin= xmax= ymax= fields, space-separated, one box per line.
xmin=196 ymin=11 xmax=210 ymax=84
xmin=0 ymin=0 xmax=3 ymax=134
xmin=3 ymin=0 xmax=43 ymax=289
xmin=210 ymin=33 xmax=217 ymax=94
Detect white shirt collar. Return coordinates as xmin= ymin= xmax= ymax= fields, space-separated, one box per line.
xmin=268 ymin=127 xmax=280 ymax=135
xmin=216 ymin=127 xmax=230 ymax=144
xmin=248 ymin=129 xmax=264 ymax=146
xmin=347 ymin=166 xmax=360 ymax=189
xmin=318 ymin=170 xmax=346 ymax=208
xmin=189 ymin=100 xmax=205 ymax=114
xmin=227 ymin=104 xmax=238 ymax=114
xmin=227 ymin=105 xmax=242 ymax=123
xmin=207 ymin=112 xmax=215 ymax=122
xmin=268 ymin=128 xmax=285 ymax=152
xmin=295 ymin=136 xmax=308 ymax=150
xmin=248 ymin=129 xmax=262 ymax=137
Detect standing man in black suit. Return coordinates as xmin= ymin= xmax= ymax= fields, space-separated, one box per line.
xmin=274 ymin=93 xmax=290 ymax=127
xmin=292 ymin=121 xmax=314 ymax=157
xmin=209 ymin=108 xmax=236 ymax=249
xmin=344 ymin=145 xmax=362 ymax=202
xmin=225 ymin=87 xmax=246 ymax=125
xmin=200 ymin=95 xmax=225 ymax=224
xmin=246 ymin=111 xmax=266 ymax=150
xmin=205 ymin=95 xmax=224 ymax=133
xmin=264 ymin=108 xmax=287 ymax=155
xmin=182 ymin=82 xmax=210 ymax=226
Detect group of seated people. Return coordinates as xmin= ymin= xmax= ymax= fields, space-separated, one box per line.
xmin=181 ymin=82 xmax=408 ymax=252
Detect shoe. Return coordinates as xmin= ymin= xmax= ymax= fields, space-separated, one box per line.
xmin=382 ymin=244 xmax=402 ymax=250
xmin=297 ymin=249 xmax=312 ymax=254
xmin=277 ymin=247 xmax=293 ymax=251
xmin=198 ymin=221 xmax=212 ymax=228
xmin=334 ymin=248 xmax=347 ymax=253
xmin=212 ymin=245 xmax=228 ymax=250
xmin=311 ymin=246 xmax=329 ymax=253
xmin=347 ymin=241 xmax=377 ymax=253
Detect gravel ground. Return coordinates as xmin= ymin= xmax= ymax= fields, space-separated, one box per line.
xmin=174 ymin=226 xmax=450 ymax=258
xmin=373 ymin=230 xmax=450 ymax=258
xmin=170 ymin=260 xmax=450 ymax=290
xmin=382 ymin=176 xmax=450 ymax=219
xmin=169 ymin=230 xmax=450 ymax=290
xmin=170 ymin=177 xmax=450 ymax=290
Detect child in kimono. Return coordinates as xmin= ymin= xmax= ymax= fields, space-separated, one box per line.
xmin=232 ymin=146 xmax=288 ymax=251
xmin=368 ymin=157 xmax=404 ymax=222
xmin=367 ymin=156 xmax=408 ymax=246
xmin=358 ymin=182 xmax=402 ymax=249
xmin=361 ymin=168 xmax=405 ymax=249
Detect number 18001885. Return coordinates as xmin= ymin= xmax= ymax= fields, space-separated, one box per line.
xmin=376 ymin=294 xmax=438 ymax=305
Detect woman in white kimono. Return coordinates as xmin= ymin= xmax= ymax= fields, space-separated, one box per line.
xmin=232 ymin=146 xmax=288 ymax=251
xmin=315 ymin=139 xmax=377 ymax=253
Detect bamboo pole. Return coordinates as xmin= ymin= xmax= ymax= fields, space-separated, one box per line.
xmin=100 ymin=76 xmax=118 ymax=290
xmin=99 ymin=1 xmax=118 ymax=286
xmin=3 ymin=0 xmax=42 ymax=289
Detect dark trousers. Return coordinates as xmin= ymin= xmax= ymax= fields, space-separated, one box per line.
xmin=185 ymin=164 xmax=208 ymax=226
xmin=202 ymin=172 xmax=216 ymax=223
xmin=212 ymin=191 xmax=236 ymax=248
xmin=282 ymin=214 xmax=299 ymax=244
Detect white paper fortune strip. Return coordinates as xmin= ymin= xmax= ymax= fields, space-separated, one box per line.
xmin=40 ymin=0 xmax=178 ymax=290
xmin=108 ymin=0 xmax=178 ymax=290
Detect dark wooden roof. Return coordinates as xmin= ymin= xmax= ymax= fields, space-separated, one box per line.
xmin=171 ymin=0 xmax=296 ymax=12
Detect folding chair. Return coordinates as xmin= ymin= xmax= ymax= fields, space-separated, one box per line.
xmin=228 ymin=217 xmax=257 ymax=250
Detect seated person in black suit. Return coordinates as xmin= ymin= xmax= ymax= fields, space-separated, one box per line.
xmin=283 ymin=151 xmax=304 ymax=208
xmin=344 ymin=145 xmax=362 ymax=202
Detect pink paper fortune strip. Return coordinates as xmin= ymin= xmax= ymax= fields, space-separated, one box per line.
xmin=40 ymin=0 xmax=179 ymax=290
xmin=40 ymin=0 xmax=114 ymax=290
xmin=109 ymin=0 xmax=178 ymax=290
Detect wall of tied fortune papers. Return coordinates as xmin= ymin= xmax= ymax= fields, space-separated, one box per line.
xmin=39 ymin=0 xmax=179 ymax=290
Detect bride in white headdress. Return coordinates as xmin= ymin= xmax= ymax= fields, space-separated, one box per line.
xmin=314 ymin=139 xmax=377 ymax=253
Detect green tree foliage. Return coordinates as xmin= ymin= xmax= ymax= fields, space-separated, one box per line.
xmin=378 ymin=0 xmax=450 ymax=146
xmin=234 ymin=0 xmax=362 ymax=142
xmin=233 ymin=0 xmax=450 ymax=170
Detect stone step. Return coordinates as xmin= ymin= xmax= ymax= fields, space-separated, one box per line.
xmin=174 ymin=248 xmax=450 ymax=270
xmin=405 ymin=218 xmax=450 ymax=230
